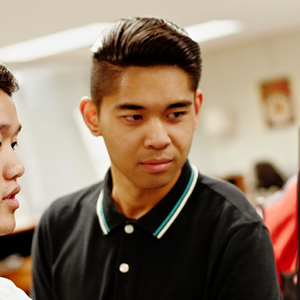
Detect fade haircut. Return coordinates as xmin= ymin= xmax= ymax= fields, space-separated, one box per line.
xmin=0 ymin=63 xmax=19 ymax=97
xmin=90 ymin=17 xmax=202 ymax=107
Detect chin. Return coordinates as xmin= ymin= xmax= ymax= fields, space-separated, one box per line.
xmin=135 ymin=174 xmax=177 ymax=190
xmin=0 ymin=218 xmax=16 ymax=236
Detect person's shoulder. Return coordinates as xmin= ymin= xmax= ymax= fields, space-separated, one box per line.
xmin=198 ymin=173 xmax=261 ymax=223
xmin=0 ymin=277 xmax=31 ymax=299
xmin=200 ymin=174 xmax=246 ymax=200
xmin=40 ymin=181 xmax=103 ymax=223
xmin=53 ymin=181 xmax=102 ymax=207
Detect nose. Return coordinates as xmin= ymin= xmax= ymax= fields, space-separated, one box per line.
xmin=144 ymin=118 xmax=171 ymax=150
xmin=4 ymin=150 xmax=25 ymax=180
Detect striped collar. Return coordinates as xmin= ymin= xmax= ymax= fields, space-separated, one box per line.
xmin=96 ymin=161 xmax=199 ymax=239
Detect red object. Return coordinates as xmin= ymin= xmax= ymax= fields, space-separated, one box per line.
xmin=263 ymin=176 xmax=298 ymax=290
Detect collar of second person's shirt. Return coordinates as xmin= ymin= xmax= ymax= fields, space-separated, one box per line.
xmin=96 ymin=160 xmax=199 ymax=239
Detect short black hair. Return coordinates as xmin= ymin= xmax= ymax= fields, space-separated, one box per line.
xmin=0 ymin=63 xmax=19 ymax=97
xmin=91 ymin=17 xmax=202 ymax=106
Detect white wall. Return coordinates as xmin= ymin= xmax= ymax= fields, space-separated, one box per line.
xmin=10 ymin=28 xmax=300 ymax=220
xmin=189 ymin=29 xmax=300 ymax=189
xmin=13 ymin=60 xmax=102 ymax=219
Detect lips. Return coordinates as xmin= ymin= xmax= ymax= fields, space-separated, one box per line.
xmin=140 ymin=159 xmax=172 ymax=173
xmin=2 ymin=186 xmax=21 ymax=209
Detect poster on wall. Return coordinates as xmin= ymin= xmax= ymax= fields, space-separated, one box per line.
xmin=259 ymin=77 xmax=295 ymax=128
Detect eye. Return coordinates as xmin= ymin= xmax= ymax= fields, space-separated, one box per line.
xmin=11 ymin=142 xmax=18 ymax=150
xmin=168 ymin=112 xmax=185 ymax=119
xmin=124 ymin=115 xmax=143 ymax=122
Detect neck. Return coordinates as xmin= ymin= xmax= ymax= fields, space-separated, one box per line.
xmin=113 ymin=189 xmax=162 ymax=219
xmin=111 ymin=170 xmax=181 ymax=219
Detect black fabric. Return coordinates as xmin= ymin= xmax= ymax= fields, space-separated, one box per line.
xmin=31 ymin=162 xmax=282 ymax=300
xmin=0 ymin=228 xmax=34 ymax=259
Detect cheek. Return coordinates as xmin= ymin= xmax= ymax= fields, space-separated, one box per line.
xmin=170 ymin=123 xmax=195 ymax=147
xmin=102 ymin=131 xmax=137 ymax=160
xmin=104 ymin=122 xmax=142 ymax=146
xmin=0 ymin=163 xmax=4 ymax=181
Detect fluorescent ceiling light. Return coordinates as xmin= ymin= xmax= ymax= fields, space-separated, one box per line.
xmin=0 ymin=20 xmax=243 ymax=63
xmin=185 ymin=20 xmax=243 ymax=43
xmin=0 ymin=23 xmax=109 ymax=63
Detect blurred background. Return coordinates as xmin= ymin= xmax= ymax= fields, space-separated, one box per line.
xmin=0 ymin=0 xmax=299 ymax=227
xmin=1 ymin=1 xmax=300 ymax=297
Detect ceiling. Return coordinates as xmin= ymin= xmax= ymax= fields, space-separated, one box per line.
xmin=1 ymin=0 xmax=300 ymax=61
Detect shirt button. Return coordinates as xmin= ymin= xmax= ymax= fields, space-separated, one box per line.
xmin=119 ymin=263 xmax=129 ymax=273
xmin=124 ymin=224 xmax=134 ymax=234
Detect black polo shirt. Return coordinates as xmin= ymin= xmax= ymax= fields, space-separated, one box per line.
xmin=31 ymin=161 xmax=282 ymax=300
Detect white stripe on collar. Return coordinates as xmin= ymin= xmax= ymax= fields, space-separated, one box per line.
xmin=96 ymin=189 xmax=110 ymax=235
xmin=153 ymin=164 xmax=199 ymax=239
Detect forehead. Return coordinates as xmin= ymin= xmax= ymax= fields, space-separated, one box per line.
xmin=120 ymin=66 xmax=191 ymax=89
xmin=103 ymin=66 xmax=193 ymax=106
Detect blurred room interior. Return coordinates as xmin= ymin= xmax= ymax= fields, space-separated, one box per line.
xmin=0 ymin=0 xmax=299 ymax=296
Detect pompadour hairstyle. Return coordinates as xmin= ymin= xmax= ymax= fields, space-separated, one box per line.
xmin=90 ymin=17 xmax=202 ymax=106
xmin=0 ymin=63 xmax=19 ymax=97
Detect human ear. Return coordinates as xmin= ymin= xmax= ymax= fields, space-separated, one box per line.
xmin=80 ymin=97 xmax=102 ymax=136
xmin=194 ymin=90 xmax=203 ymax=130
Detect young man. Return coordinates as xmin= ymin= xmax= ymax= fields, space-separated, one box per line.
xmin=0 ymin=63 xmax=30 ymax=299
xmin=31 ymin=17 xmax=282 ymax=300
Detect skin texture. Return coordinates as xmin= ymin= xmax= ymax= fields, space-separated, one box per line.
xmin=0 ymin=90 xmax=25 ymax=236
xmin=81 ymin=66 xmax=202 ymax=219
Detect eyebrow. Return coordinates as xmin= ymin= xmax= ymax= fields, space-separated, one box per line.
xmin=115 ymin=100 xmax=193 ymax=111
xmin=167 ymin=100 xmax=193 ymax=109
xmin=116 ymin=104 xmax=146 ymax=110
xmin=0 ymin=124 xmax=22 ymax=134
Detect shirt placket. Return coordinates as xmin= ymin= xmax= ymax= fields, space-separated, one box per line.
xmin=113 ymin=221 xmax=139 ymax=300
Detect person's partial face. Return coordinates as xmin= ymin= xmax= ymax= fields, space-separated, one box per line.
xmin=0 ymin=90 xmax=25 ymax=236
xmin=81 ymin=66 xmax=202 ymax=192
